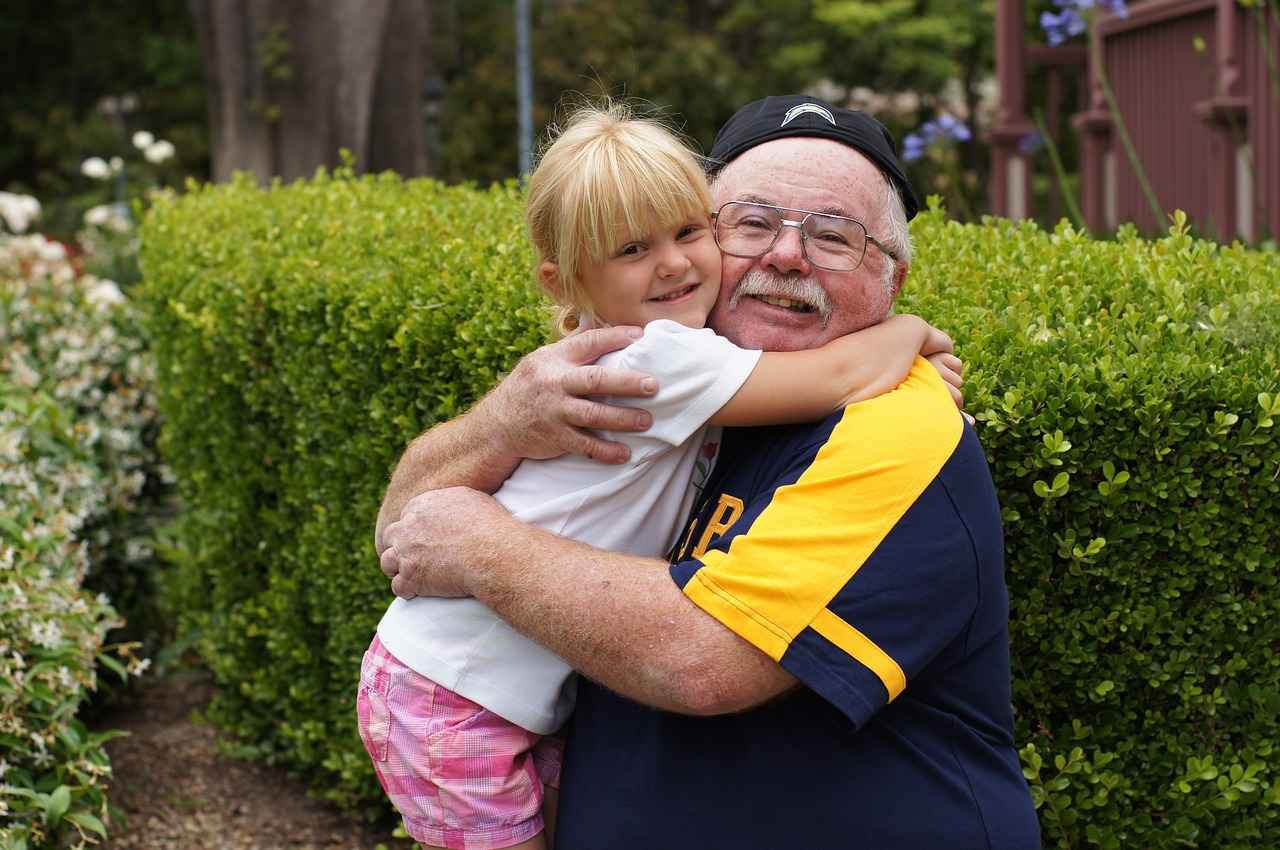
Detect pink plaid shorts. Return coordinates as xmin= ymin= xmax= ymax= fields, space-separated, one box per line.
xmin=356 ymin=636 xmax=564 ymax=850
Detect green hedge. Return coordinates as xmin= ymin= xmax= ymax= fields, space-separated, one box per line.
xmin=138 ymin=171 xmax=1280 ymax=846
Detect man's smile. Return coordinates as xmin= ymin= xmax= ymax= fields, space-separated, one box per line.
xmin=748 ymin=294 xmax=817 ymax=313
xmin=725 ymin=269 xmax=833 ymax=326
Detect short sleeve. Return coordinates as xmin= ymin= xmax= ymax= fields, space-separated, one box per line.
xmin=601 ymin=320 xmax=760 ymax=455
xmin=670 ymin=361 xmax=979 ymax=727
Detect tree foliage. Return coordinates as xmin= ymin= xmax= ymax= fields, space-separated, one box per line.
xmin=431 ymin=0 xmax=994 ymax=188
xmin=0 ymin=0 xmax=206 ymax=236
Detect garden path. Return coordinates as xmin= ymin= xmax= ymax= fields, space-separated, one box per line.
xmin=94 ymin=670 xmax=409 ymax=850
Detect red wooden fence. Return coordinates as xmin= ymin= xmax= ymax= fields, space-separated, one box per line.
xmin=992 ymin=0 xmax=1279 ymax=242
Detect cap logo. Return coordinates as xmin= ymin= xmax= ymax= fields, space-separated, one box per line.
xmin=781 ymin=103 xmax=836 ymax=127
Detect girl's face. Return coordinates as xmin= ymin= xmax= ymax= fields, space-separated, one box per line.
xmin=575 ymin=215 xmax=722 ymax=329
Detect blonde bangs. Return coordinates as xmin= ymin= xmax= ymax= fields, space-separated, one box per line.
xmin=566 ymin=129 xmax=711 ymax=271
xmin=525 ymin=102 xmax=710 ymax=333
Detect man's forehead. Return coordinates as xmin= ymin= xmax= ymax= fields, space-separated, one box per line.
xmin=711 ymin=137 xmax=883 ymax=215
xmin=733 ymin=193 xmax=855 ymax=218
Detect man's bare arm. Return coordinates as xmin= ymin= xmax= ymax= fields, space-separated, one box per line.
xmin=374 ymin=326 xmax=658 ymax=552
xmin=383 ymin=488 xmax=797 ymax=715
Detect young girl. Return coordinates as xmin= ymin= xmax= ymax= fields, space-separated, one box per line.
xmin=358 ymin=104 xmax=957 ymax=850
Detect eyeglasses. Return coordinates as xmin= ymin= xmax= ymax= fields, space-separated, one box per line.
xmin=711 ymin=201 xmax=897 ymax=272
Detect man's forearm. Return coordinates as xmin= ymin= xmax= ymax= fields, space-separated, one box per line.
xmin=461 ymin=517 xmax=795 ymax=715
xmin=375 ymin=408 xmax=520 ymax=551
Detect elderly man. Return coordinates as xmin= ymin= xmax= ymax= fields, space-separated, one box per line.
xmin=376 ymin=96 xmax=1040 ymax=848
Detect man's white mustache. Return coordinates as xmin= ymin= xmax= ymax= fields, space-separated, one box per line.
xmin=727 ymin=270 xmax=832 ymax=327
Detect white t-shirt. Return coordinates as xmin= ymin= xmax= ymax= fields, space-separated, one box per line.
xmin=376 ymin=320 xmax=762 ymax=733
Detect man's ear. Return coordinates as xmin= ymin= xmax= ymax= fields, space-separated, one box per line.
xmin=890 ymin=261 xmax=909 ymax=300
xmin=538 ymin=261 xmax=563 ymax=299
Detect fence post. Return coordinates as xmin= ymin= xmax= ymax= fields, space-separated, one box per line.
xmin=1194 ymin=0 xmax=1251 ymax=240
xmin=992 ymin=0 xmax=1034 ymax=219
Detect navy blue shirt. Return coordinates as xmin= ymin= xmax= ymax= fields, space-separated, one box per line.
xmin=555 ymin=363 xmax=1040 ymax=849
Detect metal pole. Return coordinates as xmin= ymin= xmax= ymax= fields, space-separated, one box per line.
xmin=516 ymin=0 xmax=534 ymax=177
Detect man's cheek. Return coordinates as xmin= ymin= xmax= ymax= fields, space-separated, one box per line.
xmin=716 ymin=256 xmax=752 ymax=303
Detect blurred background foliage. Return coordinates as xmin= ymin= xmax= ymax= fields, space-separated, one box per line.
xmin=430 ymin=0 xmax=993 ymax=189
xmin=1 ymin=0 xmax=1014 ymax=240
xmin=0 ymin=0 xmax=207 ymax=237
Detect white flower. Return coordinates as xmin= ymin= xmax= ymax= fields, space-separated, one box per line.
xmin=84 ymin=204 xmax=113 ymax=227
xmin=81 ymin=157 xmax=111 ymax=180
xmin=144 ymin=140 xmax=176 ymax=164
xmin=37 ymin=238 xmax=66 ymax=262
xmin=8 ymin=357 xmax=40 ymax=389
xmin=125 ymin=539 xmax=153 ymax=562
xmin=110 ymin=156 xmax=124 ymax=173
xmin=132 ymin=130 xmax=155 ymax=150
xmin=0 ymin=430 xmax=22 ymax=462
xmin=29 ymin=620 xmax=63 ymax=649
xmin=84 ymin=202 xmax=131 ymax=233
xmin=105 ymin=427 xmax=133 ymax=452
xmin=0 ymin=192 xmax=40 ymax=234
xmin=86 ymin=279 xmax=126 ymax=310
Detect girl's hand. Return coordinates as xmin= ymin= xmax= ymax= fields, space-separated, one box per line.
xmin=925 ymin=351 xmax=972 ymax=423
xmin=920 ymin=323 xmax=954 ymax=359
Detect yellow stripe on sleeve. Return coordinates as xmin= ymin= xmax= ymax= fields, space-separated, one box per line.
xmin=681 ymin=358 xmax=963 ymax=667
xmin=811 ymin=607 xmax=907 ymax=701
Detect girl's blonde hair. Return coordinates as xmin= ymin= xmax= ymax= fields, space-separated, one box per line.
xmin=526 ymin=101 xmax=712 ymax=335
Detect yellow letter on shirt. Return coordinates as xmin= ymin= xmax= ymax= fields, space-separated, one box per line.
xmin=691 ymin=494 xmax=745 ymax=560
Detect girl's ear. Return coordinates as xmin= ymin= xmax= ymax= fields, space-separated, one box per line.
xmin=538 ymin=261 xmax=563 ymax=299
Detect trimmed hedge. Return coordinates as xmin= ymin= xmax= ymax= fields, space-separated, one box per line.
xmin=139 ymin=171 xmax=1280 ymax=847
xmin=137 ymin=171 xmax=551 ymax=815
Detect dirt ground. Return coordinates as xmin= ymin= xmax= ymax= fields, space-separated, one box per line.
xmin=94 ymin=669 xmax=412 ymax=850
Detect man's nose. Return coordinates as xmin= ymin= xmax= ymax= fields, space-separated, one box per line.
xmin=761 ymin=223 xmax=811 ymax=276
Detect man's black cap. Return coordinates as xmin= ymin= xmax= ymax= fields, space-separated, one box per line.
xmin=708 ymin=95 xmax=920 ymax=221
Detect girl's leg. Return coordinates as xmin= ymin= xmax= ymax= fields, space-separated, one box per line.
xmin=417 ymin=841 xmax=546 ymax=850
xmin=501 ymin=835 xmax=547 ymax=850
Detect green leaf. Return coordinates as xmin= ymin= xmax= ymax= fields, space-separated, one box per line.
xmin=65 ymin=811 xmax=108 ymax=838
xmin=97 ymin=654 xmax=129 ymax=682
xmin=44 ymin=785 xmax=71 ymax=826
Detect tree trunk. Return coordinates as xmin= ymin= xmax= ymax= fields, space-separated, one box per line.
xmin=190 ymin=0 xmax=430 ymax=182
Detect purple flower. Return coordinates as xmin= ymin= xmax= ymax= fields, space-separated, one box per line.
xmin=1056 ymin=0 xmax=1127 ymax=14
xmin=1042 ymin=0 xmax=1128 ymax=45
xmin=901 ymin=115 xmax=972 ymax=161
xmin=1041 ymin=9 xmax=1087 ymax=46
xmin=1100 ymin=0 xmax=1128 ymax=16
xmin=1019 ymin=131 xmax=1045 ymax=154
xmin=902 ymin=132 xmax=927 ymax=162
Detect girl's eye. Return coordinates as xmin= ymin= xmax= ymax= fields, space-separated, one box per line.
xmin=618 ymin=243 xmax=644 ymax=257
xmin=677 ymin=224 xmax=704 ymax=240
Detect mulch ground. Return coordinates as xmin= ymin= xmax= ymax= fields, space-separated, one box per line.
xmin=94 ymin=669 xmax=412 ymax=850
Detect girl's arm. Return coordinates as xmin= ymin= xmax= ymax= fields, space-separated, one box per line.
xmin=709 ymin=314 xmax=951 ymax=426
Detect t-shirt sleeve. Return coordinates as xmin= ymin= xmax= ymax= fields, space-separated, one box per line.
xmin=669 ymin=361 xmax=979 ymax=727
xmin=602 ymin=319 xmax=761 ymax=456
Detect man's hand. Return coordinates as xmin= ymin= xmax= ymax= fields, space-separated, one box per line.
xmin=373 ymin=325 xmax=660 ymax=556
xmin=483 ymin=325 xmax=659 ymax=464
xmin=381 ymin=487 xmax=508 ymax=599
